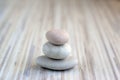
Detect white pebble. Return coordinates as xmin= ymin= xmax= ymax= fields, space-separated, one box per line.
xmin=43 ymin=42 xmax=71 ymax=59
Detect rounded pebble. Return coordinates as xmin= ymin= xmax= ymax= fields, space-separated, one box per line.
xmin=46 ymin=29 xmax=69 ymax=45
xmin=36 ymin=56 xmax=77 ymax=70
xmin=43 ymin=42 xmax=71 ymax=59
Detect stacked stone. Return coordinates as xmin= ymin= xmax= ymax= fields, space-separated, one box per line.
xmin=36 ymin=29 xmax=77 ymax=70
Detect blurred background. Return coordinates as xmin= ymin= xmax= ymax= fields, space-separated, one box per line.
xmin=0 ymin=0 xmax=120 ymax=80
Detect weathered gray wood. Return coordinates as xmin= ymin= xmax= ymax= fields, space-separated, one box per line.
xmin=0 ymin=0 xmax=120 ymax=80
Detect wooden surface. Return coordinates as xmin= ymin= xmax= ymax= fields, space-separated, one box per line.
xmin=0 ymin=0 xmax=120 ymax=80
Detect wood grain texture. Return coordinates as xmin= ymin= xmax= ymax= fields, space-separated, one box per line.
xmin=0 ymin=0 xmax=120 ymax=80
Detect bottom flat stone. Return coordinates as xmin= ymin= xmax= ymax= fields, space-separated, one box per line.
xmin=36 ymin=55 xmax=77 ymax=70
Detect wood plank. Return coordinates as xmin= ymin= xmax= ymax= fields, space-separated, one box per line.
xmin=0 ymin=0 xmax=120 ymax=80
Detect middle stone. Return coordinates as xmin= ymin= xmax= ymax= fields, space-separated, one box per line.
xmin=42 ymin=42 xmax=71 ymax=59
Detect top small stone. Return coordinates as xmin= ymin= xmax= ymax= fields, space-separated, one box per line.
xmin=46 ymin=29 xmax=69 ymax=45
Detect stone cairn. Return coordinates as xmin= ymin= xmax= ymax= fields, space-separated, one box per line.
xmin=36 ymin=29 xmax=77 ymax=70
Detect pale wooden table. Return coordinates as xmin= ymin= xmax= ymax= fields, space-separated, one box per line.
xmin=0 ymin=0 xmax=120 ymax=80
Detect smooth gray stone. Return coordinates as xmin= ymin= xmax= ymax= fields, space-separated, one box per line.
xmin=36 ymin=56 xmax=77 ymax=70
xmin=43 ymin=42 xmax=71 ymax=59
